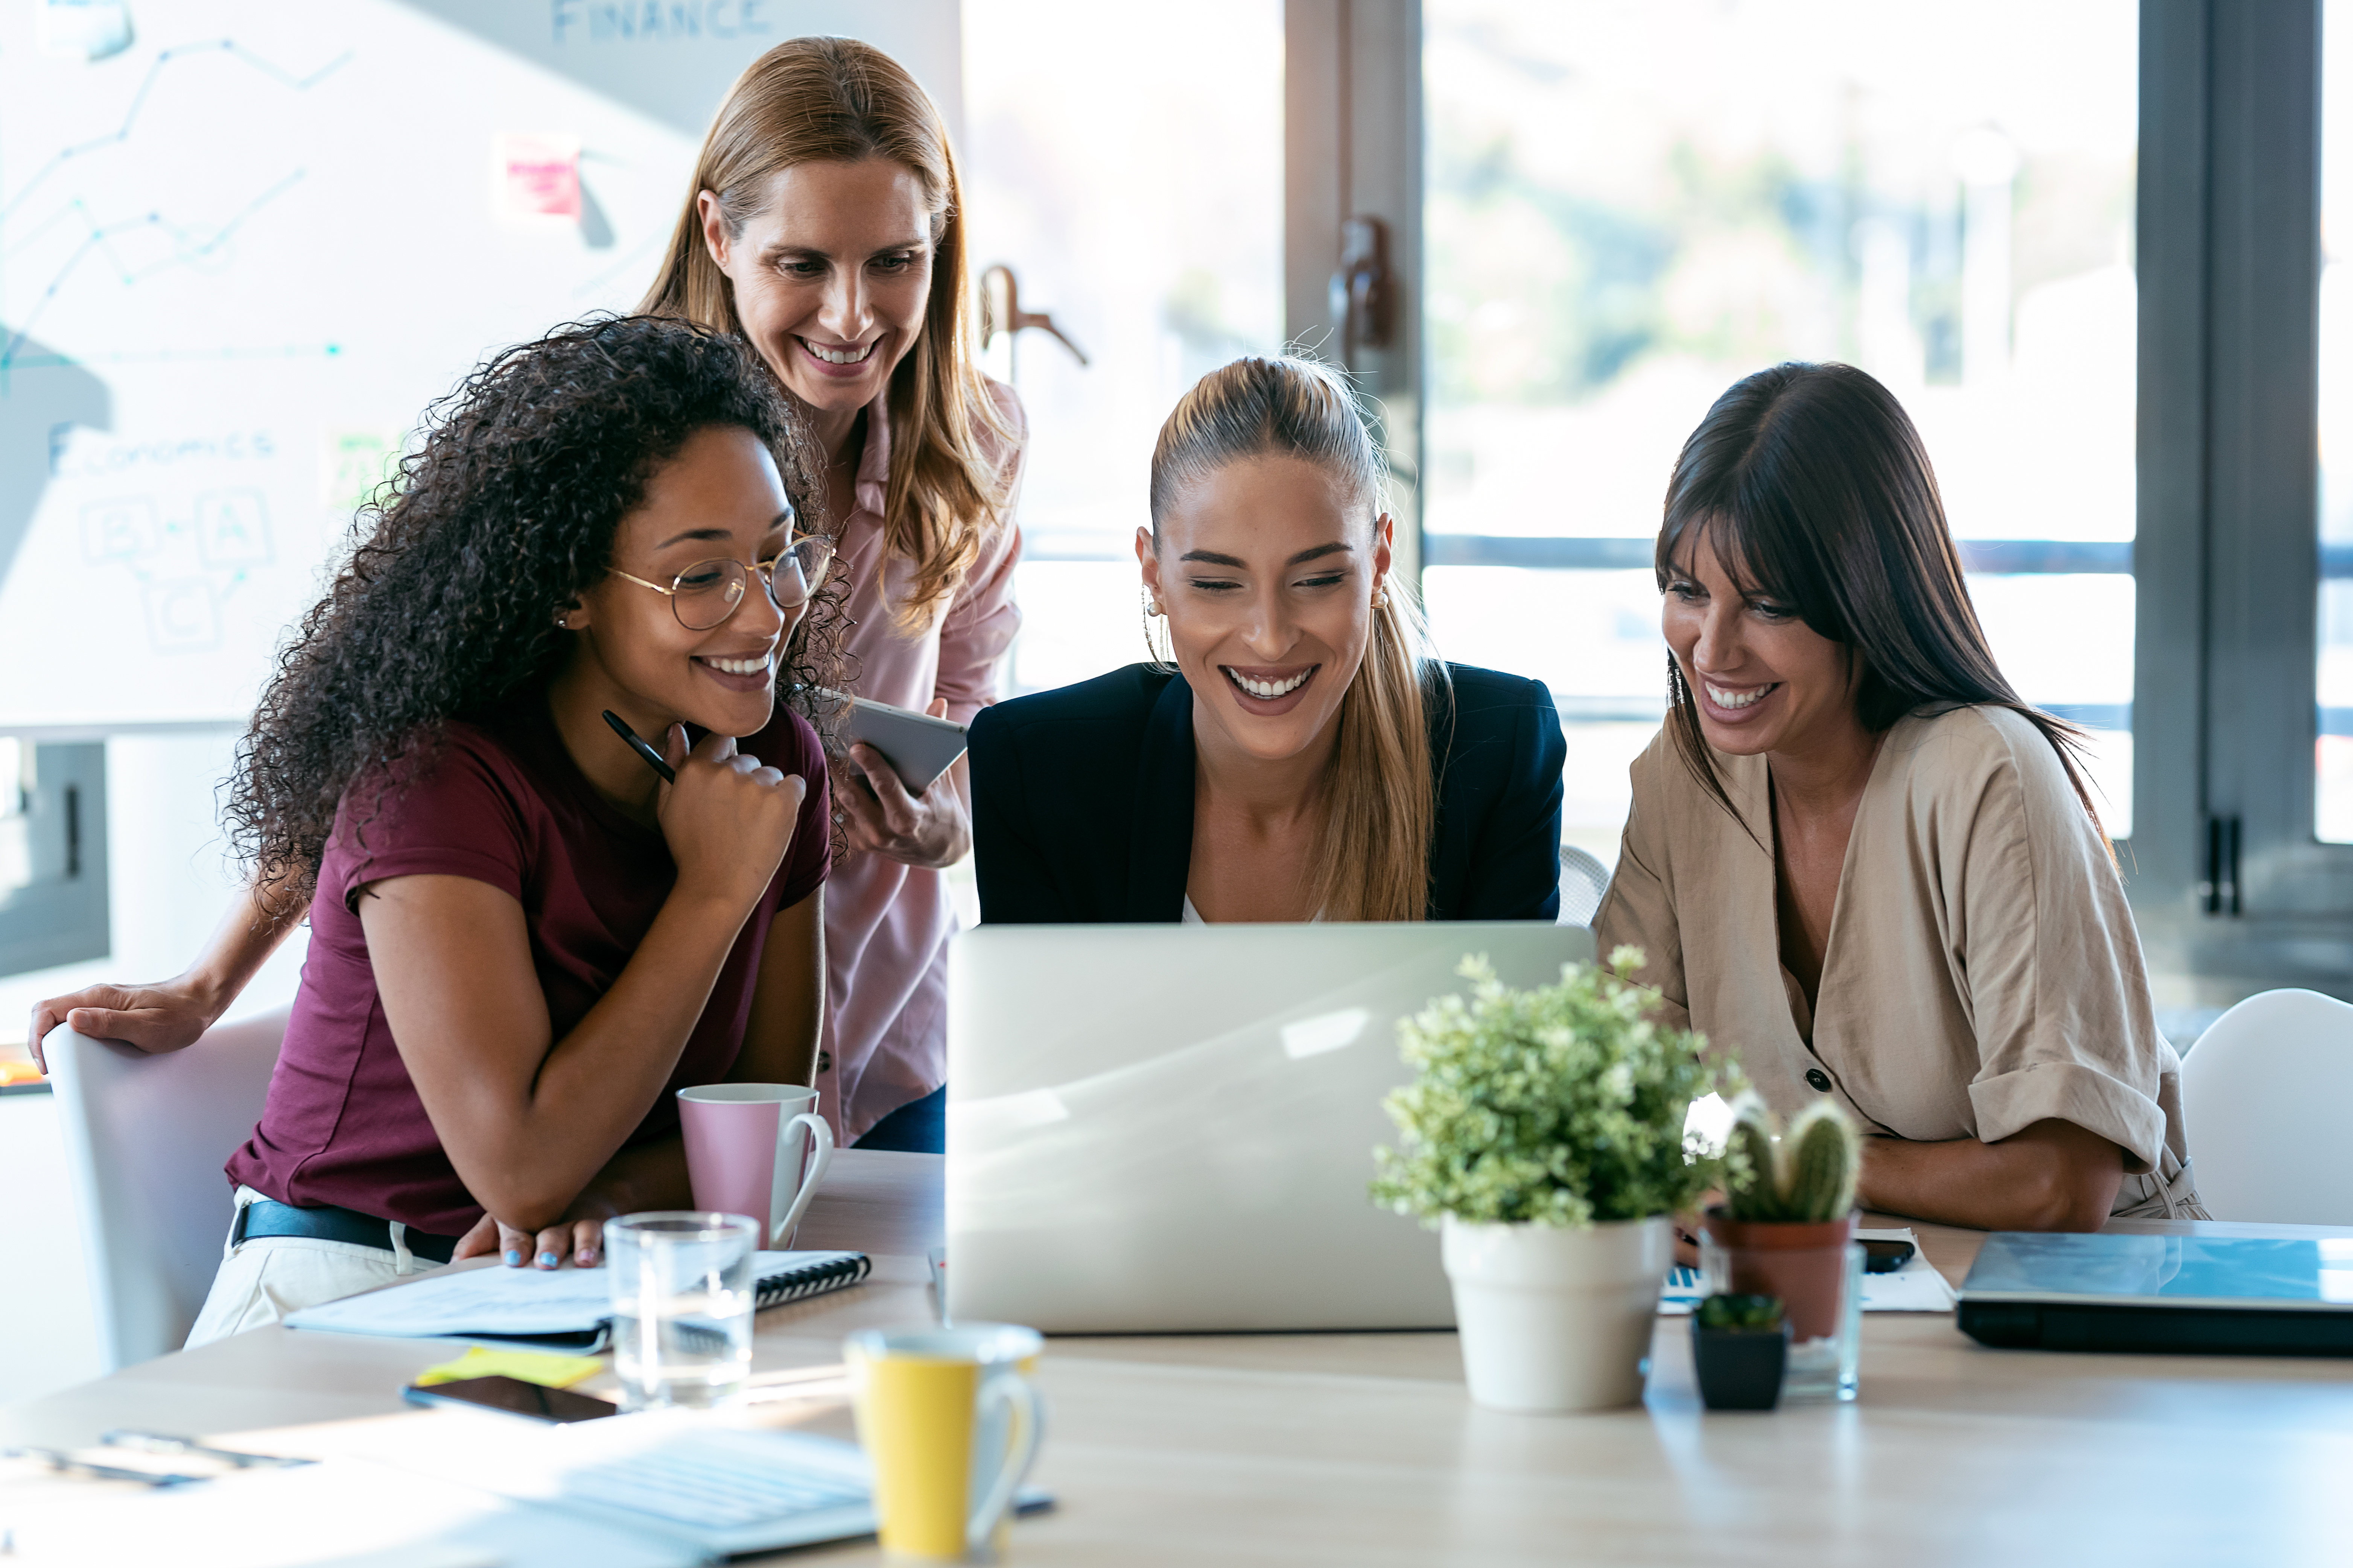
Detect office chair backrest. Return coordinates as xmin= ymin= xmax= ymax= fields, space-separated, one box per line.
xmin=2177 ymin=988 xmax=2353 ymax=1225
xmin=44 ymin=1009 xmax=288 ymax=1370
xmin=1558 ymin=844 xmax=1612 ymax=928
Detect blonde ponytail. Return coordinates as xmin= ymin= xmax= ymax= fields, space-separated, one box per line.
xmin=1149 ymin=356 xmax=1450 ymax=921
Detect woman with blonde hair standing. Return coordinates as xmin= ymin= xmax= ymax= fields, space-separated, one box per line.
xmin=639 ymin=36 xmax=1024 ymax=1152
xmin=33 ymin=36 xmax=1021 ymax=1166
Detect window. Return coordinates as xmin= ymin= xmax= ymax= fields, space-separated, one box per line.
xmin=1419 ymin=0 xmax=2140 ymax=863
xmin=2321 ymin=0 xmax=2353 ymax=843
xmin=0 ymin=740 xmax=107 ymax=977
xmin=960 ymin=0 xmax=1286 ymax=696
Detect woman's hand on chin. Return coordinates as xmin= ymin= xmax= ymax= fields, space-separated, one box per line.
xmin=837 ymin=699 xmax=972 ymax=869
xmin=455 ymin=1207 xmax=608 ymax=1270
xmin=659 ymin=724 xmax=808 ymax=912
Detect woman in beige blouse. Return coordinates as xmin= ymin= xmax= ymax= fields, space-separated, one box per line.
xmin=1596 ymin=361 xmax=2202 ymax=1230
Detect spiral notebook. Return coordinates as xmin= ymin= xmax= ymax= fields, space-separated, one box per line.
xmin=285 ymin=1250 xmax=871 ymax=1351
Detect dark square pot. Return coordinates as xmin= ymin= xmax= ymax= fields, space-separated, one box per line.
xmin=1691 ymin=1319 xmax=1791 ymax=1411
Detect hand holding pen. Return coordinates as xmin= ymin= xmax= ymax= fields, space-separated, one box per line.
xmin=602 ymin=708 xmax=676 ymax=781
xmin=603 ymin=710 xmax=804 ymax=912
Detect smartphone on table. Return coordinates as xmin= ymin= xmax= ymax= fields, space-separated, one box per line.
xmin=1860 ymin=1238 xmax=1916 ymax=1274
xmin=404 ymin=1375 xmax=617 ymax=1424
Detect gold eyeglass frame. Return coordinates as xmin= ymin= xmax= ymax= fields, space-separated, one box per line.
xmin=608 ymin=534 xmax=837 ymax=631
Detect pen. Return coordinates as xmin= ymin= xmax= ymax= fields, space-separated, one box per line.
xmin=100 ymin=1430 xmax=313 ymax=1469
xmin=5 ymin=1444 xmax=210 ymax=1487
xmin=601 ymin=710 xmax=676 ymax=783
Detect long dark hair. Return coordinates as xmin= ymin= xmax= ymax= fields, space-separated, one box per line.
xmin=1656 ymin=361 xmax=2103 ymax=838
xmin=228 ymin=315 xmax=846 ymax=915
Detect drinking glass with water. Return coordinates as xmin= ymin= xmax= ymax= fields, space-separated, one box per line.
xmin=606 ymin=1211 xmax=759 ymax=1410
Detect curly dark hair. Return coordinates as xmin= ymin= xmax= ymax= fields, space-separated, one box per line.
xmin=228 ymin=315 xmax=848 ymax=915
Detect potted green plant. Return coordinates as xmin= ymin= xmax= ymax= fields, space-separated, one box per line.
xmin=1690 ymin=1294 xmax=1790 ymax=1410
xmin=1372 ymin=948 xmax=1731 ymax=1413
xmin=1701 ymin=1096 xmax=1863 ymax=1399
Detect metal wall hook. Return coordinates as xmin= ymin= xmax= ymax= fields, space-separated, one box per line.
xmin=1329 ymin=215 xmax=1396 ymax=362
xmin=980 ymin=264 xmax=1091 ymax=382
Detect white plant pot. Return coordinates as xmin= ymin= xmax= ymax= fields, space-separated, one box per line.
xmin=1441 ymin=1212 xmax=1673 ymax=1413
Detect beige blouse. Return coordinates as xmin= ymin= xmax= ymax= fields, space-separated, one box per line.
xmin=1594 ymin=704 xmax=2201 ymax=1218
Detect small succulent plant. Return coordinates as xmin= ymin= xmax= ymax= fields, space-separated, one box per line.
xmin=1723 ymin=1094 xmax=1859 ymax=1224
xmin=1696 ymin=1293 xmax=1786 ymax=1332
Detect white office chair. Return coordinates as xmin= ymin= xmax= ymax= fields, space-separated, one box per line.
xmin=2177 ymin=988 xmax=2353 ymax=1225
xmin=1558 ymin=844 xmax=1611 ymax=928
xmin=43 ymin=1008 xmax=288 ymax=1370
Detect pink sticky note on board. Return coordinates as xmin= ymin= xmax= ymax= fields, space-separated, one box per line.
xmin=497 ymin=134 xmax=581 ymax=221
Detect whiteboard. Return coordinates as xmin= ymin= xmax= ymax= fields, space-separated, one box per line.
xmin=0 ymin=0 xmax=963 ymax=728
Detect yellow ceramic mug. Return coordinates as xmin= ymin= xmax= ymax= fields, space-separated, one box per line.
xmin=845 ymin=1322 xmax=1043 ymax=1563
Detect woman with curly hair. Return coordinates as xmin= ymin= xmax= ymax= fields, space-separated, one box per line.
xmin=36 ymin=36 xmax=1021 ymax=1157
xmin=168 ymin=316 xmax=844 ymax=1340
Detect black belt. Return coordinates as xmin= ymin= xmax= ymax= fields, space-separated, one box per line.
xmin=233 ymin=1198 xmax=462 ymax=1264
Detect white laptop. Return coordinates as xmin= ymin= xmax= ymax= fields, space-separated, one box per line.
xmin=945 ymin=921 xmax=1595 ymax=1333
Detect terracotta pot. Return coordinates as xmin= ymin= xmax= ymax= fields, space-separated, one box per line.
xmin=1699 ymin=1209 xmax=1857 ymax=1342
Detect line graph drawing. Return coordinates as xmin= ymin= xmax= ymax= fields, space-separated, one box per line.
xmin=0 ymin=37 xmax=352 ymax=380
xmin=1 ymin=172 xmax=306 ymax=375
xmin=0 ymin=40 xmax=351 ymax=223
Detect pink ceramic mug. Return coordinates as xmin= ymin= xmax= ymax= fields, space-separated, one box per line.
xmin=677 ymin=1084 xmax=836 ymax=1247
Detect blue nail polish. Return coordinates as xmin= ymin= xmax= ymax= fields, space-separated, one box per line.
xmin=538 ymin=1251 xmax=560 ymax=1268
xmin=504 ymin=1249 xmax=523 ymax=1266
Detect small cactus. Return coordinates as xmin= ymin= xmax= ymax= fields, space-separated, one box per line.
xmin=1725 ymin=1108 xmax=1779 ymax=1214
xmin=1781 ymin=1102 xmax=1859 ymax=1221
xmin=1723 ymin=1094 xmax=1859 ymax=1223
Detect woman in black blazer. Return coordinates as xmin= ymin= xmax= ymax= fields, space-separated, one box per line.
xmin=970 ymin=355 xmax=1565 ymax=924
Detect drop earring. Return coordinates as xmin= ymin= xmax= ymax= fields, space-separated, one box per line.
xmin=1370 ymin=586 xmax=1390 ymax=609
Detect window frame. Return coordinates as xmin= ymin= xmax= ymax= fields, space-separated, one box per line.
xmin=1285 ymin=0 xmax=1426 ymax=577
xmin=2136 ymin=0 xmax=2353 ymax=990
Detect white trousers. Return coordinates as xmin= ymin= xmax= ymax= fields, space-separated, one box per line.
xmin=185 ymin=1186 xmax=445 ymax=1349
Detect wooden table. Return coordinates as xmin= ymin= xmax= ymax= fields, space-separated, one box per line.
xmin=8 ymin=1150 xmax=2353 ymax=1565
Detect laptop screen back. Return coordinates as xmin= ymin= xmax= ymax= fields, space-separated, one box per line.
xmin=944 ymin=921 xmax=1595 ymax=1333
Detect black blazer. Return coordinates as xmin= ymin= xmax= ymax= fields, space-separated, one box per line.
xmin=969 ymin=662 xmax=1567 ymax=923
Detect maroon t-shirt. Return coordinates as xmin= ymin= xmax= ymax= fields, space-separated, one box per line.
xmin=226 ymin=700 xmax=831 ymax=1234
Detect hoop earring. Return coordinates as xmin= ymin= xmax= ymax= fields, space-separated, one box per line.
xmin=1141 ymin=591 xmax=1166 ymax=662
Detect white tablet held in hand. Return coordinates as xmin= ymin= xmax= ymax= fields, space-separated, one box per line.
xmin=816 ymin=687 xmax=969 ymax=795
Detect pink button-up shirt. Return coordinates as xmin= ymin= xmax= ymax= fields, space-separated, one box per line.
xmin=817 ymin=380 xmax=1025 ymax=1143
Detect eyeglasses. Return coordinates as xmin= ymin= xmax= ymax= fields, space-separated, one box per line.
xmin=609 ymin=535 xmax=837 ymax=631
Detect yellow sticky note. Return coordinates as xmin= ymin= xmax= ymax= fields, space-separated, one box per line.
xmin=412 ymin=1346 xmax=604 ymax=1389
